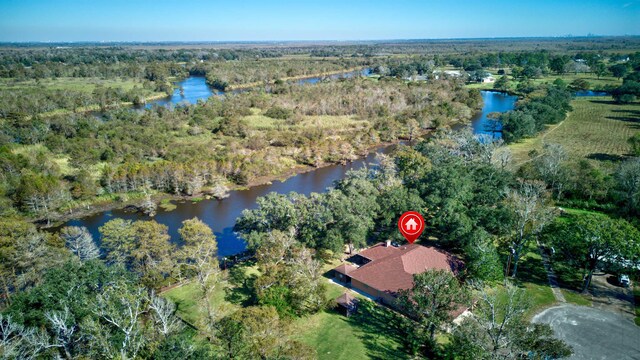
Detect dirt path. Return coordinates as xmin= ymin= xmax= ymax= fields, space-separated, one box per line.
xmin=537 ymin=243 xmax=566 ymax=303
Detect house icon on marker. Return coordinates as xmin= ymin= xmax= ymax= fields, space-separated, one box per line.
xmin=405 ymin=218 xmax=418 ymax=231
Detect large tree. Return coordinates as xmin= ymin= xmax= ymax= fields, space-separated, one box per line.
xmin=450 ymin=283 xmax=572 ymax=360
xmin=396 ymin=269 xmax=468 ymax=355
xmin=505 ymin=182 xmax=555 ymax=278
xmin=543 ymin=213 xmax=640 ymax=292
xmin=177 ymin=218 xmax=220 ymax=330
xmin=215 ymin=306 xmax=315 ymax=360
xmin=100 ymin=219 xmax=176 ymax=288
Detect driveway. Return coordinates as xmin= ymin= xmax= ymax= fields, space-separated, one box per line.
xmin=533 ymin=304 xmax=640 ymax=360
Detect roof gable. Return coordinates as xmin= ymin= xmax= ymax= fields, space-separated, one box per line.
xmin=344 ymin=243 xmax=462 ymax=296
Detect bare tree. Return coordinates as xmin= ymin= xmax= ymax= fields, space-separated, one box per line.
xmin=535 ymin=143 xmax=568 ymax=199
xmin=45 ymin=306 xmax=78 ymax=359
xmin=505 ymin=182 xmax=555 ymax=278
xmin=92 ymin=284 xmax=147 ymax=360
xmin=0 ymin=313 xmax=54 ymax=360
xmin=492 ymin=147 xmax=512 ymax=170
xmin=149 ymin=292 xmax=182 ymax=337
xmin=60 ymin=226 xmax=100 ymax=261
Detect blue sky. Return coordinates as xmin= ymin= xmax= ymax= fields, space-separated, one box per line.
xmin=0 ymin=0 xmax=638 ymax=42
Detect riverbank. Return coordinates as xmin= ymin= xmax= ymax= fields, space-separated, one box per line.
xmin=38 ymin=136 xmax=412 ymax=228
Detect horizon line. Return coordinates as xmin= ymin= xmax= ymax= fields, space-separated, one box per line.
xmin=2 ymin=34 xmax=640 ymax=45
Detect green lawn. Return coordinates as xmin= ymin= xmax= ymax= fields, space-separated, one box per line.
xmin=508 ymin=97 xmax=640 ymax=167
xmin=163 ymin=281 xmax=235 ymax=326
xmin=562 ymin=289 xmax=593 ymax=306
xmin=512 ymin=248 xmax=558 ymax=319
xmin=294 ymin=299 xmax=410 ymax=360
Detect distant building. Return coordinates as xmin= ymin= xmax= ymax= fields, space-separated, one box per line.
xmin=332 ymin=242 xmax=463 ymax=307
xmin=433 ymin=70 xmax=462 ymax=79
xmin=481 ymin=73 xmax=496 ymax=83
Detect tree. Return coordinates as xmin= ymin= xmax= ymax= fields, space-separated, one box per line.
xmin=569 ymin=78 xmax=590 ymax=91
xmin=609 ymin=63 xmax=629 ymax=79
xmin=87 ymin=282 xmax=148 ymax=359
xmin=0 ymin=219 xmax=68 ymax=304
xmin=177 ymin=218 xmax=220 ymax=330
xmin=593 ymin=61 xmax=607 ymax=79
xmin=60 ymin=226 xmax=100 ymax=261
xmin=493 ymin=76 xmax=510 ymax=92
xmin=215 ymin=306 xmax=315 ymax=360
xmin=628 ymin=133 xmax=640 ymax=157
xmin=100 ymin=219 xmax=175 ymax=288
xmin=450 ymin=283 xmax=572 ymax=360
xmin=251 ymin=230 xmax=327 ymax=317
xmin=614 ymin=158 xmax=640 ymax=215
xmin=505 ymin=182 xmax=555 ymax=278
xmin=533 ymin=143 xmax=569 ymax=199
xmin=149 ymin=292 xmax=183 ymax=338
xmin=549 ymin=56 xmax=569 ymax=74
xmin=396 ymin=269 xmax=468 ymax=355
xmin=16 ymin=171 xmax=69 ymax=225
xmin=544 ymin=213 xmax=640 ymax=292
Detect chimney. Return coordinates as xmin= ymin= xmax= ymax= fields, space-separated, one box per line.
xmin=385 ymin=240 xmax=391 ymax=247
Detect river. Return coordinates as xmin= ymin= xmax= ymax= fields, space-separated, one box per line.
xmin=59 ymin=76 xmax=518 ymax=257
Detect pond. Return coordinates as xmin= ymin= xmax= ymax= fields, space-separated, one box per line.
xmin=469 ymin=91 xmax=518 ymax=139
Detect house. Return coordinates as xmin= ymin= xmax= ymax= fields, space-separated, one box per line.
xmin=332 ymin=241 xmax=463 ymax=307
xmin=481 ymin=74 xmax=496 ymax=83
xmin=432 ymin=70 xmax=462 ymax=79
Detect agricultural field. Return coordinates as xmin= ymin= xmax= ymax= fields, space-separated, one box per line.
xmin=508 ymin=96 xmax=640 ymax=166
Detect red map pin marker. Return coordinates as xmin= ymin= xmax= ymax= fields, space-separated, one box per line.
xmin=398 ymin=211 xmax=425 ymax=244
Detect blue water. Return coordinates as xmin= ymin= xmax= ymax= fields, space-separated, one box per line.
xmin=143 ymin=76 xmax=222 ymax=108
xmin=469 ymin=91 xmax=519 ymax=139
xmin=574 ymin=90 xmax=609 ymax=97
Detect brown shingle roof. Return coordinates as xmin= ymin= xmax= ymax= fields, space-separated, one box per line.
xmin=348 ymin=243 xmax=463 ymax=297
xmin=334 ymin=263 xmax=357 ymax=275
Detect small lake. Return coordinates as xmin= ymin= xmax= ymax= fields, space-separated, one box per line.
xmin=59 ymin=86 xmax=518 ymax=257
xmin=469 ymin=91 xmax=518 ymax=139
xmin=574 ymin=90 xmax=609 ymax=97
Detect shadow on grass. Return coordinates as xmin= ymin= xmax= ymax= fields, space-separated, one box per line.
xmin=516 ymin=254 xmax=549 ymax=287
xmin=586 ymin=153 xmax=628 ymax=162
xmin=224 ymin=265 xmax=257 ymax=307
xmin=589 ymin=99 xmax=640 ymax=106
xmin=346 ymin=301 xmax=411 ymax=360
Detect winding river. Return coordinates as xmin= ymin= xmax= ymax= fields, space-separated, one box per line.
xmin=59 ymin=75 xmax=518 ymax=257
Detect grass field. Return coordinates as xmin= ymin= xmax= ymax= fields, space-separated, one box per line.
xmin=466 ymin=72 xmax=622 ymax=91
xmin=243 ymin=108 xmax=370 ymax=132
xmin=0 ymin=76 xmax=154 ymax=92
xmin=508 ymin=97 xmax=640 ymax=166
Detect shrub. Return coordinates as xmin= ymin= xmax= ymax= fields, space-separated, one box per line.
xmin=264 ymin=106 xmax=293 ymax=120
